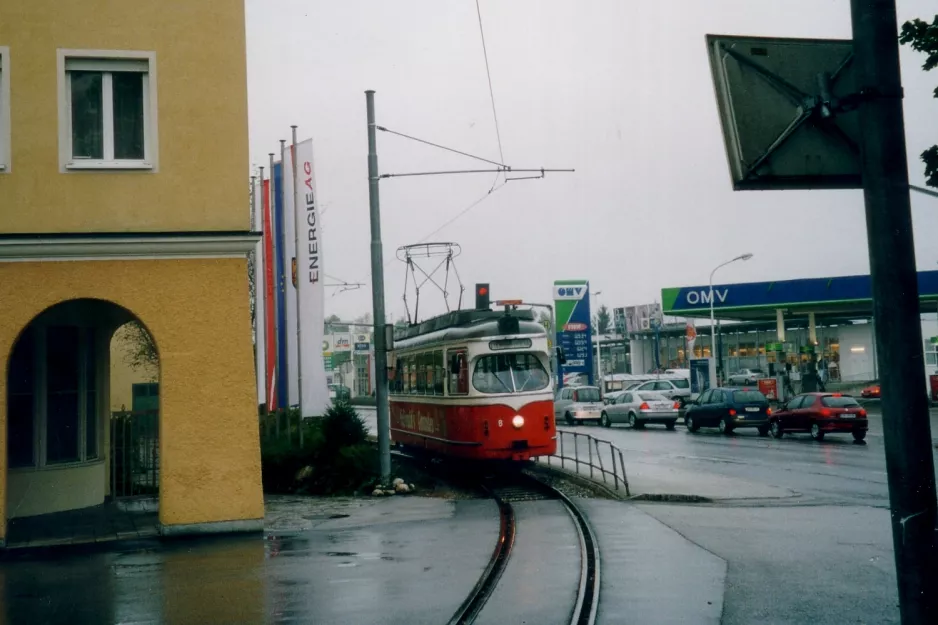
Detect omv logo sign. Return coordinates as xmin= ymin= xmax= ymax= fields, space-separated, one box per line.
xmin=555 ymin=286 xmax=586 ymax=300
xmin=686 ymin=289 xmax=728 ymax=305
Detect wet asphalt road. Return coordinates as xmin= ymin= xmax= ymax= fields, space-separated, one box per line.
xmin=558 ymin=402 xmax=938 ymax=625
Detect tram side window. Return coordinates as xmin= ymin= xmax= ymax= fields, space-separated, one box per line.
xmin=416 ymin=353 xmax=428 ymax=394
xmin=431 ymin=350 xmax=444 ymax=395
xmin=391 ymin=358 xmax=401 ymax=393
xmin=448 ymin=350 xmax=468 ymax=395
xmin=403 ymin=355 xmax=413 ymax=394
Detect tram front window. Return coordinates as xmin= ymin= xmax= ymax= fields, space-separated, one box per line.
xmin=472 ymin=353 xmax=550 ymax=394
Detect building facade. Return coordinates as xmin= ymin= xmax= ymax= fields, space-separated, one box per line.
xmin=0 ymin=0 xmax=263 ymax=545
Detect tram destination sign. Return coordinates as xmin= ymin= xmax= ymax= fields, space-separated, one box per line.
xmin=554 ymin=279 xmax=594 ymax=388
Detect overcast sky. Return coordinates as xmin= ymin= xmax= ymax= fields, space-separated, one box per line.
xmin=245 ymin=0 xmax=938 ymax=323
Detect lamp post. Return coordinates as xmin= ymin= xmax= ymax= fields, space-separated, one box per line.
xmin=710 ymin=253 xmax=753 ymax=383
xmin=594 ymin=289 xmax=603 ymax=389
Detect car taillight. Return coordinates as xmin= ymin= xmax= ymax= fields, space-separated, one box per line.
xmin=820 ymin=408 xmax=832 ymax=417
xmin=639 ymin=402 xmax=650 ymax=410
xmin=767 ymin=407 xmax=772 ymax=415
xmin=858 ymin=409 xmax=867 ymax=417
xmin=728 ymin=408 xmax=737 ymax=416
xmin=672 ymin=401 xmax=681 ymax=409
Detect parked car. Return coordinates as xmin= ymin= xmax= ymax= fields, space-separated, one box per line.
xmin=684 ymin=387 xmax=772 ymax=435
xmin=600 ymin=390 xmax=680 ymax=430
xmin=554 ymin=385 xmax=604 ymax=425
xmin=631 ymin=377 xmax=692 ymax=406
xmin=860 ymin=383 xmax=881 ymax=399
xmin=768 ymin=393 xmax=868 ymax=442
xmin=603 ymin=390 xmax=626 ymax=405
xmin=726 ymin=368 xmax=765 ymax=385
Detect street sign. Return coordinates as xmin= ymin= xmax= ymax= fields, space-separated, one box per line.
xmin=706 ymin=34 xmax=862 ymax=190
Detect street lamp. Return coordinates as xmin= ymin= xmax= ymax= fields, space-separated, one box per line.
xmin=710 ymin=253 xmax=753 ymax=382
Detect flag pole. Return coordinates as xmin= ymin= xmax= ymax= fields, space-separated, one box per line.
xmin=291 ymin=125 xmax=304 ymax=417
xmin=278 ymin=140 xmax=290 ymax=410
xmin=267 ymin=153 xmax=278 ymax=410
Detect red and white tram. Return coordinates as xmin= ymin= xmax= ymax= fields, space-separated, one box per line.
xmin=388 ymin=308 xmax=557 ymax=461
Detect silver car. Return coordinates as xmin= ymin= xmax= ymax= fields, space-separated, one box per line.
xmin=631 ymin=378 xmax=692 ymax=406
xmin=600 ymin=390 xmax=680 ymax=429
xmin=554 ymin=385 xmax=604 ymax=425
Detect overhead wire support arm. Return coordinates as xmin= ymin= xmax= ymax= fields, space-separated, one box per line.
xmin=376 ymin=126 xmax=508 ymax=169
xmin=380 ymin=167 xmax=574 ymax=179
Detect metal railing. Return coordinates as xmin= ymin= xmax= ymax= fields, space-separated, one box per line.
xmin=259 ymin=409 xmax=308 ymax=447
xmin=535 ymin=429 xmax=630 ymax=497
xmin=110 ymin=409 xmax=159 ymax=498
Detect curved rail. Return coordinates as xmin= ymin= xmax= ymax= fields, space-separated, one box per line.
xmin=393 ymin=451 xmax=600 ymax=625
xmin=550 ymin=481 xmax=601 ymax=625
xmin=450 ymin=470 xmax=600 ymax=625
xmin=446 ymin=484 xmax=516 ymax=625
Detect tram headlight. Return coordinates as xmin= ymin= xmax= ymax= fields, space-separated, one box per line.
xmin=512 ymin=415 xmax=525 ymax=429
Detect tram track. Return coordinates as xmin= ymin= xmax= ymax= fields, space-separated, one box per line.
xmin=407 ymin=452 xmax=600 ymax=625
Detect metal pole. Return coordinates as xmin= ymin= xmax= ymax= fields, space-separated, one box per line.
xmin=290 ymin=125 xmax=304 ymax=416
xmin=851 ymin=1 xmax=937 ymax=621
xmin=366 ymin=90 xmax=391 ymax=482
xmin=278 ymin=139 xmax=290 ymax=409
xmin=268 ymin=152 xmax=278 ymax=408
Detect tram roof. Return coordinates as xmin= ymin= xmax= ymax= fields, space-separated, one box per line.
xmin=392 ymin=308 xmax=545 ymax=350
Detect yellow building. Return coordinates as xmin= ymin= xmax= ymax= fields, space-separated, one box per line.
xmin=0 ymin=0 xmax=264 ymax=546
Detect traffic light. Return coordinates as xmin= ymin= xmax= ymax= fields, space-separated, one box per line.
xmin=475 ymin=283 xmax=490 ymax=310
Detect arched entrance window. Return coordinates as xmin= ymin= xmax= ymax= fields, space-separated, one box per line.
xmin=7 ymin=324 xmax=101 ymax=468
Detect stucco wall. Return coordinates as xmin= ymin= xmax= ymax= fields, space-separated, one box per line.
xmin=0 ymin=0 xmax=249 ymax=233
xmin=0 ymin=258 xmax=263 ymax=541
xmin=7 ymin=462 xmax=106 ymax=519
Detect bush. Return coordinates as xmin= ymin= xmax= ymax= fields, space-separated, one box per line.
xmin=321 ymin=401 xmax=368 ymax=450
xmin=259 ymin=404 xmax=375 ymax=495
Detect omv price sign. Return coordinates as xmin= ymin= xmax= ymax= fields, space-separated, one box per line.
xmin=553 ymin=279 xmax=593 ymax=388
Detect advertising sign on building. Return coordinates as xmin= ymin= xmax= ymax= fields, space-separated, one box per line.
xmin=322 ymin=336 xmax=333 ymax=372
xmin=554 ymin=280 xmax=593 ymax=388
xmin=623 ymin=303 xmax=663 ymax=334
xmin=333 ymin=334 xmax=352 ymax=352
xmin=354 ymin=332 xmax=371 ymax=352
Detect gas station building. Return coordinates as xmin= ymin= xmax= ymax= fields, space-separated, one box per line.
xmin=628 ymin=271 xmax=938 ymax=388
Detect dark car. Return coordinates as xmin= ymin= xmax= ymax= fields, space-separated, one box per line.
xmin=685 ymin=387 xmax=771 ymax=435
xmin=768 ymin=393 xmax=868 ymax=442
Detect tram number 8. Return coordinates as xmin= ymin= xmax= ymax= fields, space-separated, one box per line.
xmin=497 ymin=419 xmax=503 ymax=428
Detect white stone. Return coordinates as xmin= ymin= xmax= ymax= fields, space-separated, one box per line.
xmin=395 ymin=483 xmax=410 ymax=494
xmin=392 ymin=478 xmax=405 ymax=486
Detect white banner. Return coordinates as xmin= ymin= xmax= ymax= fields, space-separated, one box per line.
xmin=289 ymin=139 xmax=329 ymax=416
xmin=252 ymin=178 xmax=266 ymax=406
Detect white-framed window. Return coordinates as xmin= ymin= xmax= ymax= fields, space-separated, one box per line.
xmin=0 ymin=46 xmax=10 ymax=172
xmin=57 ymin=49 xmax=158 ymax=172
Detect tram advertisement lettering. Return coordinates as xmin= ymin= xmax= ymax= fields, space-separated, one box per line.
xmin=397 ymin=409 xmax=439 ymax=435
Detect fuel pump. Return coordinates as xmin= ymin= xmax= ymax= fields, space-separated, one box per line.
xmin=766 ymin=342 xmax=787 ymax=402
xmin=800 ymin=345 xmax=818 ymax=392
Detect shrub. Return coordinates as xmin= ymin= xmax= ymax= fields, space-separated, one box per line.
xmin=321 ymin=402 xmax=368 ymax=451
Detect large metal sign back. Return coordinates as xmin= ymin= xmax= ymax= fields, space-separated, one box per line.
xmin=706 ymin=34 xmax=862 ymax=190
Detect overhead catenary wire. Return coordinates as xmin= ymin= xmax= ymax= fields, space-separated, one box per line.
xmin=475 ymin=0 xmax=505 ymax=167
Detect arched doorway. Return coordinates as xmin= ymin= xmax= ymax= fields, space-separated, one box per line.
xmin=4 ymin=298 xmax=159 ymax=546
xmin=109 ymin=320 xmax=160 ymax=500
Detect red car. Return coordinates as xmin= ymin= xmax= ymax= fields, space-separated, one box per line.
xmin=860 ymin=384 xmax=881 ymax=399
xmin=768 ymin=393 xmax=868 ymax=442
